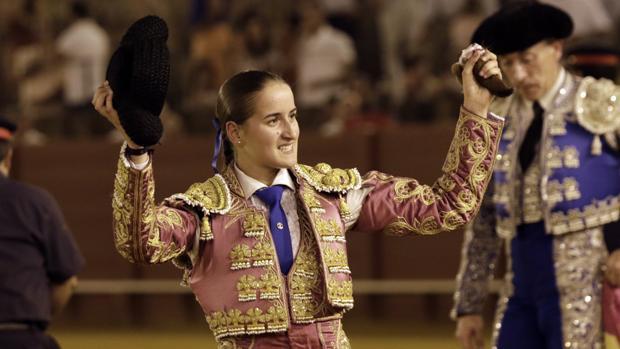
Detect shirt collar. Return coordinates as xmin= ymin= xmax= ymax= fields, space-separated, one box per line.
xmin=233 ymin=163 xmax=296 ymax=200
xmin=538 ymin=67 xmax=566 ymax=111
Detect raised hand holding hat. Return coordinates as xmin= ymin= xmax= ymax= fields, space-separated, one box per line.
xmin=103 ymin=15 xmax=170 ymax=147
xmin=452 ymin=44 xmax=514 ymax=98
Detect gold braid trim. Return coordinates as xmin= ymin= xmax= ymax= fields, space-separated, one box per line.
xmin=165 ymin=174 xmax=231 ymax=240
xmin=383 ymin=213 xmax=466 ymax=236
xmin=294 ymin=163 xmax=362 ymax=194
xmin=444 ymin=110 xmax=500 ymax=208
xmin=112 ymin=155 xmax=134 ymax=262
xmin=112 ymin=150 xmax=188 ymax=264
xmin=384 ymin=110 xmax=500 ymax=236
xmin=206 ymin=304 xmax=289 ymax=340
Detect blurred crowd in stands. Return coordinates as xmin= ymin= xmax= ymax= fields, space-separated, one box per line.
xmin=0 ymin=0 xmax=619 ymax=144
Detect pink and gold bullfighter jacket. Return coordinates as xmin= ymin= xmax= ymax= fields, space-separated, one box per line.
xmin=111 ymin=107 xmax=503 ymax=341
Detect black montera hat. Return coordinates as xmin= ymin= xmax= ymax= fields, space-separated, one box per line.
xmin=471 ymin=1 xmax=573 ymax=55
xmin=106 ymin=15 xmax=170 ymax=147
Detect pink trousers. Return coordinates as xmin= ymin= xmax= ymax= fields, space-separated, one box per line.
xmin=216 ymin=319 xmax=350 ymax=349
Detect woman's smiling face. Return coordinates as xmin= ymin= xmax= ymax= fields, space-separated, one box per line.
xmin=233 ymin=81 xmax=299 ymax=178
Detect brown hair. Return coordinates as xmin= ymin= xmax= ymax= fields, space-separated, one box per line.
xmin=215 ymin=70 xmax=286 ymax=164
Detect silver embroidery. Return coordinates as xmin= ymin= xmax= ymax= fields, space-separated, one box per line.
xmin=452 ymin=190 xmax=503 ymax=318
xmin=554 ymin=228 xmax=606 ymax=348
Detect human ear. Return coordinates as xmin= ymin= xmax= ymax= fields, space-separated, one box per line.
xmin=225 ymin=121 xmax=242 ymax=144
xmin=550 ymin=40 xmax=563 ymax=60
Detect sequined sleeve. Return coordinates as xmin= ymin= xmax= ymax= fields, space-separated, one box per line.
xmin=451 ymin=187 xmax=503 ymax=318
xmin=112 ymin=148 xmax=199 ymax=264
xmin=353 ymin=107 xmax=503 ymax=236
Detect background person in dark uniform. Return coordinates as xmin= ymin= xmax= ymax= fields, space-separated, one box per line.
xmin=0 ymin=116 xmax=85 ymax=349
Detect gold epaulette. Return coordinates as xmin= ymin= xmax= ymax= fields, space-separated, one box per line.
xmin=575 ymin=76 xmax=620 ymax=135
xmin=165 ymin=174 xmax=231 ymax=240
xmin=293 ymin=163 xmax=362 ymax=194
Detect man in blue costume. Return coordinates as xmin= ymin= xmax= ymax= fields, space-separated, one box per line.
xmin=452 ymin=2 xmax=620 ymax=348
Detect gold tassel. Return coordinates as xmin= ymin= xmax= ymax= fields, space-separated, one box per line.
xmin=180 ymin=269 xmax=190 ymax=287
xmin=591 ymin=135 xmax=602 ymax=156
xmin=339 ymin=195 xmax=352 ymax=220
xmin=200 ymin=217 xmax=213 ymax=240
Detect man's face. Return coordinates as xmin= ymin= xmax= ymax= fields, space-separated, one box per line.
xmin=499 ymin=41 xmax=563 ymax=101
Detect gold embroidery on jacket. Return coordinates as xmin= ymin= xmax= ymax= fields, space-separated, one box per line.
xmin=237 ymin=275 xmax=259 ymax=302
xmin=206 ymin=305 xmax=288 ymax=339
xmin=438 ymin=174 xmax=456 ymax=192
xmin=303 ymin=190 xmax=326 ymax=213
xmin=251 ymin=242 xmax=275 ymax=267
xmin=456 ymin=189 xmax=478 ymax=214
xmin=337 ymin=321 xmax=352 ymax=349
xmin=394 ymin=179 xmax=440 ymax=205
xmin=245 ymin=309 xmax=263 ymax=334
xmin=229 ymin=244 xmax=252 ymax=270
xmin=235 ymin=271 xmax=281 ymax=302
xmin=383 ymin=212 xmax=465 ymax=236
xmin=113 ymin=157 xmax=133 ymax=262
xmin=224 ymin=309 xmax=245 ymax=336
xmin=243 ymin=212 xmax=266 ymax=238
xmin=289 ymin=225 xmax=321 ymax=321
xmin=291 ymin=274 xmax=314 ymax=300
xmin=315 ymin=217 xmax=346 ymax=242
xmin=327 ymin=278 xmax=353 ymax=307
xmin=294 ymin=163 xmax=362 ymax=193
xmin=324 ymin=248 xmax=351 ymax=274
xmin=165 ymin=174 xmax=231 ymax=241
xmin=338 ymin=195 xmax=353 ymax=222
xmin=384 ymin=111 xmax=499 ymax=236
xmin=290 ymin=191 xmax=331 ymax=322
xmin=112 ymin=155 xmax=188 ymax=264
xmin=258 ymin=271 xmax=280 ymax=300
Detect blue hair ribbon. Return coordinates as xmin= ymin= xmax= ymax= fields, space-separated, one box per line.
xmin=211 ymin=118 xmax=223 ymax=173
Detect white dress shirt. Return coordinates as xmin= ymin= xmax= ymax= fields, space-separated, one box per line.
xmin=233 ymin=164 xmax=302 ymax=256
xmin=233 ymin=164 xmax=371 ymax=257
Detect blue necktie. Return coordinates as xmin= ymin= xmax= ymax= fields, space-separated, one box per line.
xmin=255 ymin=185 xmax=294 ymax=275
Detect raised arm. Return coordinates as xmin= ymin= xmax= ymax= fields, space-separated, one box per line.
xmin=354 ymin=107 xmax=502 ymax=235
xmin=94 ymin=82 xmax=199 ymax=264
xmin=112 ymin=150 xmax=199 ymax=263
xmin=353 ymin=48 xmax=504 ymax=235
